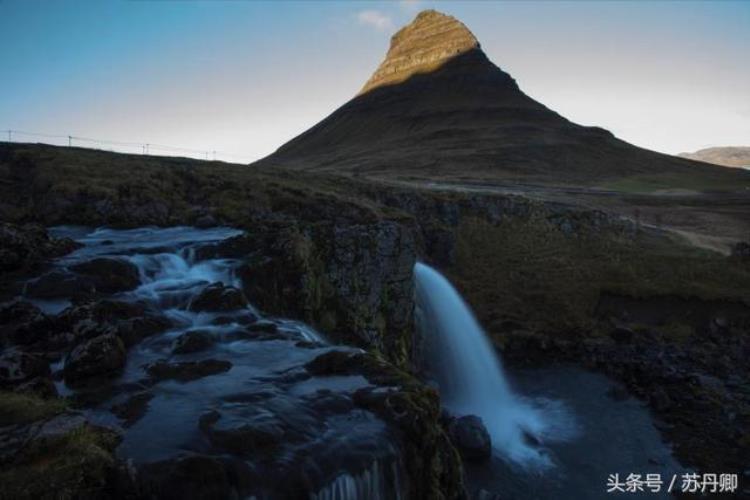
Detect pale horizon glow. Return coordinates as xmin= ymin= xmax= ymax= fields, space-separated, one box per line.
xmin=1 ymin=0 xmax=748 ymax=163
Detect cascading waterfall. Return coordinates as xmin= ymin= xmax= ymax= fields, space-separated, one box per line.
xmin=311 ymin=458 xmax=402 ymax=500
xmin=414 ymin=262 xmax=548 ymax=466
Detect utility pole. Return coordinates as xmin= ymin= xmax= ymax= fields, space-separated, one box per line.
xmin=212 ymin=150 xmax=216 ymax=161
xmin=146 ymin=144 xmax=150 ymax=155
xmin=68 ymin=135 xmax=72 ymax=147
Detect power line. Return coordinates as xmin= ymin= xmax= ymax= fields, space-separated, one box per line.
xmin=1 ymin=129 xmax=253 ymax=163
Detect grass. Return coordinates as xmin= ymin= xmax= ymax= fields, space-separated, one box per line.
xmin=450 ymin=215 xmax=750 ymax=336
xmin=0 ymin=391 xmax=119 ymax=500
xmin=0 ymin=391 xmax=68 ymax=426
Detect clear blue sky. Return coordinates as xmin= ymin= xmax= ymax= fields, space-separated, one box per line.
xmin=1 ymin=0 xmax=749 ymax=161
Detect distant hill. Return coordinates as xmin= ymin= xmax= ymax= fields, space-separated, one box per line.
xmin=679 ymin=147 xmax=750 ymax=169
xmin=256 ymin=10 xmax=749 ymax=190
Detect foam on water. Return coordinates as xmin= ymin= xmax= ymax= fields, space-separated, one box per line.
xmin=415 ymin=262 xmax=558 ymax=467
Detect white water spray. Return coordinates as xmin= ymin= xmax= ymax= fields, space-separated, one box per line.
xmin=414 ymin=262 xmax=548 ymax=466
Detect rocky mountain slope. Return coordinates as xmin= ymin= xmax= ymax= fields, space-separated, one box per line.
xmin=256 ymin=10 xmax=749 ymax=189
xmin=679 ymin=146 xmax=750 ymax=169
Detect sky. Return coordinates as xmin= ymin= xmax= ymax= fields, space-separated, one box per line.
xmin=1 ymin=0 xmax=749 ymax=162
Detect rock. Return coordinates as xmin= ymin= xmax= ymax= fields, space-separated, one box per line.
xmin=730 ymin=241 xmax=750 ymax=259
xmin=137 ymin=455 xmax=231 ymax=500
xmin=198 ymin=410 xmax=284 ymax=455
xmin=110 ymin=392 xmax=154 ymax=427
xmin=194 ymin=214 xmax=217 ymax=229
xmin=63 ymin=333 xmax=126 ymax=383
xmin=650 ymin=387 xmax=672 ymax=411
xmin=239 ymin=220 xmax=417 ymax=366
xmin=173 ymin=330 xmax=214 ymax=354
xmin=448 ymin=415 xmax=492 ymax=461
xmin=116 ymin=314 xmax=171 ymax=347
xmin=71 ymin=257 xmax=140 ymax=293
xmin=189 ymin=283 xmax=248 ymax=312
xmin=0 ymin=301 xmax=55 ymax=348
xmin=24 ymin=270 xmax=95 ymax=299
xmin=13 ymin=376 xmax=58 ymax=398
xmin=246 ymin=320 xmax=278 ymax=334
xmin=611 ymin=326 xmax=634 ymax=344
xmin=0 ymin=223 xmax=80 ymax=273
xmin=0 ymin=351 xmax=50 ymax=387
xmin=146 ymin=359 xmax=232 ymax=382
xmin=359 ymin=10 xmax=479 ymax=95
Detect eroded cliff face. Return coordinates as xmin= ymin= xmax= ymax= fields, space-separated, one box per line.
xmin=208 ymin=219 xmax=418 ymax=367
xmin=360 ymin=10 xmax=479 ymax=95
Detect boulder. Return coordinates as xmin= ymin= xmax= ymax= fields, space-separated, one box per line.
xmin=110 ymin=392 xmax=154 ymax=427
xmin=63 ymin=333 xmax=126 ymax=383
xmin=0 ymin=351 xmax=50 ymax=387
xmin=24 ymin=270 xmax=95 ymax=299
xmin=447 ymin=415 xmax=492 ymax=461
xmin=71 ymin=257 xmax=140 ymax=293
xmin=189 ymin=283 xmax=248 ymax=312
xmin=0 ymin=223 xmax=80 ymax=274
xmin=172 ymin=330 xmax=214 ymax=354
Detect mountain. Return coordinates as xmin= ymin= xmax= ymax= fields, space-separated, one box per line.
xmin=256 ymin=10 xmax=748 ymax=188
xmin=679 ymin=147 xmax=750 ymax=169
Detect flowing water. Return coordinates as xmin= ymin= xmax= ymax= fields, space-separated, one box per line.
xmin=30 ymin=226 xmax=404 ymax=500
xmin=414 ymin=262 xmax=550 ymax=466
xmin=21 ymin=230 xmax=681 ymax=499
xmin=414 ymin=262 xmax=682 ymax=499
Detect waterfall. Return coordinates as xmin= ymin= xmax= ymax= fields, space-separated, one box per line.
xmin=310 ymin=458 xmax=402 ymax=500
xmin=414 ymin=262 xmax=548 ymax=466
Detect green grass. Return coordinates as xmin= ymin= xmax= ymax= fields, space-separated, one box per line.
xmin=0 ymin=391 xmax=119 ymax=500
xmin=0 ymin=391 xmax=68 ymax=426
xmin=450 ymin=215 xmax=750 ymax=336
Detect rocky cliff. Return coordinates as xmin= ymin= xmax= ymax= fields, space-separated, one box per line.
xmin=360 ymin=10 xmax=479 ymax=95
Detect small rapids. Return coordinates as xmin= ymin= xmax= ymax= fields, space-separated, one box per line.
xmin=29 ymin=226 xmax=405 ymax=500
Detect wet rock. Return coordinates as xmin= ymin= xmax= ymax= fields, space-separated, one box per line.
xmin=0 ymin=351 xmax=50 ymax=387
xmin=0 ymin=222 xmax=80 ymax=273
xmin=146 ymin=359 xmax=232 ymax=382
xmin=0 ymin=302 xmax=54 ymax=347
xmin=116 ymin=314 xmax=171 ymax=347
xmin=64 ymin=333 xmax=126 ymax=383
xmin=194 ymin=214 xmax=217 ymax=229
xmin=447 ymin=415 xmax=492 ymax=461
xmin=303 ymin=390 xmax=355 ymax=415
xmin=71 ymin=257 xmax=140 ymax=293
xmin=246 ymin=319 xmax=278 ymax=334
xmin=189 ymin=283 xmax=248 ymax=312
xmin=110 ymin=392 xmax=154 ymax=427
xmin=24 ymin=270 xmax=95 ymax=299
xmin=172 ymin=330 xmax=214 ymax=354
xmin=198 ymin=410 xmax=284 ymax=455
xmin=137 ymin=455 xmax=231 ymax=500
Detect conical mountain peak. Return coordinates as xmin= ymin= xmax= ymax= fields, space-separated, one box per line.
xmin=359 ymin=9 xmax=480 ymax=95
